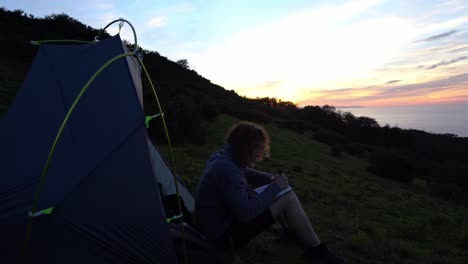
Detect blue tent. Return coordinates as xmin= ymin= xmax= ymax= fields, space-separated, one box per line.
xmin=0 ymin=34 xmax=179 ymax=263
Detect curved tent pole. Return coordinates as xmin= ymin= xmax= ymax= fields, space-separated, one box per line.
xmin=20 ymin=50 xmax=187 ymax=264
xmin=137 ymin=57 xmax=179 ymax=189
xmin=31 ymin=40 xmax=94 ymax=46
xmin=98 ymin=18 xmax=138 ymax=53
xmin=137 ymin=56 xmax=188 ymax=264
xmin=19 ymin=52 xmax=136 ymax=264
xmin=30 ymin=19 xmax=138 ymax=50
xmin=21 ymin=19 xmax=187 ymax=263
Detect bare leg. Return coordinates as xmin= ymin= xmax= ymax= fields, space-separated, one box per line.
xmin=277 ymin=212 xmax=289 ymax=229
xmin=269 ymin=191 xmax=321 ymax=248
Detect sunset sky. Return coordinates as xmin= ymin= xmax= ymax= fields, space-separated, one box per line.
xmin=2 ymin=0 xmax=468 ymax=106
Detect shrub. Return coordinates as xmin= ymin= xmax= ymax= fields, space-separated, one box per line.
xmin=313 ymin=128 xmax=348 ymax=146
xmin=226 ymin=108 xmax=272 ymax=124
xmin=149 ymin=96 xmax=206 ymax=144
xmin=430 ymin=183 xmax=467 ymax=203
xmin=331 ymin=145 xmax=342 ymax=157
xmin=430 ymin=161 xmax=468 ymax=193
xmin=342 ymin=142 xmax=367 ymax=157
xmin=368 ymin=150 xmax=413 ymax=182
xmin=200 ymin=102 xmax=219 ymax=121
xmin=275 ymin=120 xmax=304 ymax=131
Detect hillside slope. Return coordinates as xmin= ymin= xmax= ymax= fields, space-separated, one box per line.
xmin=167 ymin=115 xmax=468 ymax=264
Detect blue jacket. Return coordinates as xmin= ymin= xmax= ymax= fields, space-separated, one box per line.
xmin=195 ymin=145 xmax=281 ymax=241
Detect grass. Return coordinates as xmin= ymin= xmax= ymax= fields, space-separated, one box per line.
xmin=162 ymin=114 xmax=468 ymax=264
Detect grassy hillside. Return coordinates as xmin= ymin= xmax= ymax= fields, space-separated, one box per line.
xmin=163 ymin=115 xmax=468 ymax=264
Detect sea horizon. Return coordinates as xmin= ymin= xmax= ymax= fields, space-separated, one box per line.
xmin=337 ymin=103 xmax=468 ymax=138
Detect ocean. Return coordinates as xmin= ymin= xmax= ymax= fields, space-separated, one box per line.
xmin=338 ymin=104 xmax=468 ymax=138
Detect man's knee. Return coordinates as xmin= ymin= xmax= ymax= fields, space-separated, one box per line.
xmin=269 ymin=191 xmax=298 ymax=216
xmin=279 ymin=190 xmax=298 ymax=203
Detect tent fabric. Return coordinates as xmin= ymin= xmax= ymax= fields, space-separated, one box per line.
xmin=0 ymin=35 xmax=178 ymax=263
xmin=123 ymin=38 xmax=196 ymax=215
xmin=148 ymin=141 xmax=195 ymax=213
xmin=122 ymin=41 xmax=196 ymax=215
xmin=123 ymin=41 xmax=144 ymax=109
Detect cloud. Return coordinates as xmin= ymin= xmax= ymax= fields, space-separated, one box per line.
xmin=167 ymin=0 xmax=466 ymax=105
xmin=237 ymin=80 xmax=303 ymax=101
xmin=237 ymin=80 xmax=284 ymax=94
xmin=300 ymin=74 xmax=468 ymax=106
xmin=415 ymin=30 xmax=458 ymax=42
xmin=427 ymin=56 xmax=468 ymax=69
xmin=148 ymin=16 xmax=168 ymax=28
xmin=448 ymin=45 xmax=468 ymax=53
xmin=378 ymin=73 xmax=468 ymax=96
xmin=256 ymin=80 xmax=284 ymax=89
xmin=190 ymin=6 xmax=413 ymax=94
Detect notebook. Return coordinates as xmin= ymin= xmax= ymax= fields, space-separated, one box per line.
xmin=254 ymin=184 xmax=293 ymax=199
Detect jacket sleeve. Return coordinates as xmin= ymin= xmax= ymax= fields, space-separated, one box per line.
xmin=220 ymin=163 xmax=281 ymax=222
xmin=244 ymin=167 xmax=273 ymax=185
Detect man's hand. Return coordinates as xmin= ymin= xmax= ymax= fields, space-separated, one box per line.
xmin=272 ymin=174 xmax=289 ymax=190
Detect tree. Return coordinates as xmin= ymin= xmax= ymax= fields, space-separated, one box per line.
xmin=176 ymin=59 xmax=190 ymax=69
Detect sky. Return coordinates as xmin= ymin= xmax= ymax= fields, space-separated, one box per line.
xmin=2 ymin=0 xmax=468 ymax=107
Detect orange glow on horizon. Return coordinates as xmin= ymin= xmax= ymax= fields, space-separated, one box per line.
xmin=237 ymin=71 xmax=468 ymax=108
xmin=297 ymin=96 xmax=468 ymax=107
xmin=295 ymin=84 xmax=468 ymax=107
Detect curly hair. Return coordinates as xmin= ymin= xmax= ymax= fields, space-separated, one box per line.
xmin=224 ymin=121 xmax=270 ymax=167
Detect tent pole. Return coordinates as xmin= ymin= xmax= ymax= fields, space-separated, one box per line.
xmin=19 ymin=52 xmax=135 ymax=264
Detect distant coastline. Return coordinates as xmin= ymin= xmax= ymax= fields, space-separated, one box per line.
xmin=337 ymin=104 xmax=468 ymax=137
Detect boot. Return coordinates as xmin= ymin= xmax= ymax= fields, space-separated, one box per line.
xmin=304 ymin=243 xmax=347 ymax=264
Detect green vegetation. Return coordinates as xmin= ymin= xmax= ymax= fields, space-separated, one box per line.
xmin=167 ymin=115 xmax=468 ymax=263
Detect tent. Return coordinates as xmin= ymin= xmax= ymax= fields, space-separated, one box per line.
xmin=149 ymin=143 xmax=194 ymax=215
xmin=0 ymin=21 xmax=195 ymax=263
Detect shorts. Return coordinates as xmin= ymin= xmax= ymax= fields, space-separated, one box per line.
xmin=213 ymin=209 xmax=275 ymax=250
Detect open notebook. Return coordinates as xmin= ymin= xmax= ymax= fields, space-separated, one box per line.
xmin=254 ymin=184 xmax=293 ymax=199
